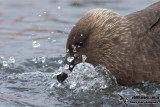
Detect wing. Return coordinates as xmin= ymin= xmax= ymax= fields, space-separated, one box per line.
xmin=124 ymin=2 xmax=160 ymax=82
xmin=125 ymin=2 xmax=160 ymax=35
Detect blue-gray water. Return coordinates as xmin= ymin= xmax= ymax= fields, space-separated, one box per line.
xmin=0 ymin=0 xmax=160 ymax=107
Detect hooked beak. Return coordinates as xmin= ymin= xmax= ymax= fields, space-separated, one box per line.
xmin=57 ymin=56 xmax=76 ymax=83
xmin=57 ymin=72 xmax=68 ymax=83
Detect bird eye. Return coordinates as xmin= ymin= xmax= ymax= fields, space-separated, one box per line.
xmin=77 ymin=42 xmax=84 ymax=48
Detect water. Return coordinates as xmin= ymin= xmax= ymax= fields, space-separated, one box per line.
xmin=0 ymin=0 xmax=160 ymax=107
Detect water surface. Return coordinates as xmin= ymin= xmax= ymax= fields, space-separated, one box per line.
xmin=0 ymin=0 xmax=160 ymax=107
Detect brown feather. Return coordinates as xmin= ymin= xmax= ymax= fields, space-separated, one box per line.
xmin=66 ymin=2 xmax=160 ymax=85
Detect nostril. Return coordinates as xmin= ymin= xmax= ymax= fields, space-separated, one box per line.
xmin=57 ymin=72 xmax=68 ymax=83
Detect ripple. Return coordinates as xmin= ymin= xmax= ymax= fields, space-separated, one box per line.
xmin=50 ymin=57 xmax=160 ymax=107
xmin=0 ymin=57 xmax=160 ymax=107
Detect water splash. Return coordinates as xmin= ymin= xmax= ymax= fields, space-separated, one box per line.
xmin=1 ymin=57 xmax=159 ymax=107
xmin=51 ymin=61 xmax=117 ymax=92
xmin=31 ymin=56 xmax=46 ymax=64
xmin=51 ymin=55 xmax=117 ymax=91
xmin=67 ymin=63 xmax=117 ymax=91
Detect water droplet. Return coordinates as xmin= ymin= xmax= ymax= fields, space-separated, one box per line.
xmin=48 ymin=37 xmax=51 ymax=40
xmin=72 ymin=45 xmax=77 ymax=52
xmin=66 ymin=49 xmax=69 ymax=52
xmin=64 ymin=27 xmax=69 ymax=30
xmin=58 ymin=59 xmax=63 ymax=64
xmin=57 ymin=6 xmax=61 ymax=9
xmin=32 ymin=57 xmax=37 ymax=63
xmin=51 ymin=32 xmax=54 ymax=34
xmin=52 ymin=39 xmax=56 ymax=42
xmin=67 ymin=57 xmax=74 ymax=62
xmin=82 ymin=55 xmax=87 ymax=63
xmin=3 ymin=61 xmax=8 ymax=67
xmin=0 ymin=56 xmax=4 ymax=59
xmin=32 ymin=41 xmax=40 ymax=48
xmin=38 ymin=14 xmax=42 ymax=17
xmin=64 ymin=64 xmax=69 ymax=70
xmin=74 ymin=54 xmax=78 ymax=57
xmin=32 ymin=57 xmax=36 ymax=61
xmin=80 ymin=34 xmax=83 ymax=36
xmin=9 ymin=56 xmax=15 ymax=63
xmin=70 ymin=65 xmax=73 ymax=68
xmin=73 ymin=49 xmax=77 ymax=52
xmin=44 ymin=11 xmax=47 ymax=14
xmin=41 ymin=56 xmax=46 ymax=63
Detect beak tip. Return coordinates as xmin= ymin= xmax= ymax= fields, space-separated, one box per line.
xmin=57 ymin=72 xmax=68 ymax=83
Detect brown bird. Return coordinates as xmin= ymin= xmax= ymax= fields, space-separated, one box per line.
xmin=57 ymin=2 xmax=160 ymax=85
